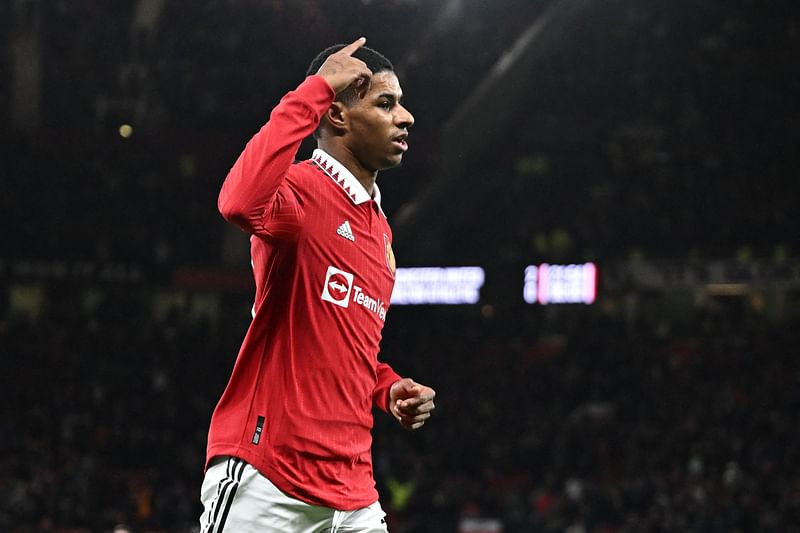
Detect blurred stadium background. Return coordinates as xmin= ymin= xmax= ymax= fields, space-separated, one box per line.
xmin=2 ymin=0 xmax=800 ymax=531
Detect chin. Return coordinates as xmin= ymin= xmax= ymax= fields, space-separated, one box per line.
xmin=383 ymin=154 xmax=404 ymax=169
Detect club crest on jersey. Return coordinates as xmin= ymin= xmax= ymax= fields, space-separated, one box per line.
xmin=384 ymin=234 xmax=396 ymax=276
xmin=321 ymin=266 xmax=354 ymax=308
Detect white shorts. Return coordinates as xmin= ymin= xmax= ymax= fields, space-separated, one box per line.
xmin=199 ymin=456 xmax=389 ymax=533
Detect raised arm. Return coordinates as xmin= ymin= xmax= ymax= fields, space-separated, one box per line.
xmin=217 ymin=76 xmax=334 ymax=235
xmin=218 ymin=37 xmax=373 ymax=235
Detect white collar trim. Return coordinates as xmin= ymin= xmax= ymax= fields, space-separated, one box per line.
xmin=311 ymin=148 xmax=382 ymax=209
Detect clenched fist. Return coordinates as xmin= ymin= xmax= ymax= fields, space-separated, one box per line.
xmin=390 ymin=378 xmax=436 ymax=431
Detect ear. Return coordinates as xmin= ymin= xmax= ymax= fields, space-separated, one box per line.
xmin=323 ymin=101 xmax=349 ymax=134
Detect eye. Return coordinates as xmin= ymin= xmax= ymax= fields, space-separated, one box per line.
xmin=378 ymin=100 xmax=392 ymax=109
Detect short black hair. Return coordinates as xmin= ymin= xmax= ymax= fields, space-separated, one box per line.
xmin=306 ymin=43 xmax=394 ymax=79
xmin=306 ymin=43 xmax=394 ymax=106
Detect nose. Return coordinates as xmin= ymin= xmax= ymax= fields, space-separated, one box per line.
xmin=396 ymin=104 xmax=414 ymax=129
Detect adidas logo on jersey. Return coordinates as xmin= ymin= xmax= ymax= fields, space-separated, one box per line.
xmin=336 ymin=220 xmax=355 ymax=242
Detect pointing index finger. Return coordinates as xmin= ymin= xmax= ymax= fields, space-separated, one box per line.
xmin=340 ymin=37 xmax=366 ymax=56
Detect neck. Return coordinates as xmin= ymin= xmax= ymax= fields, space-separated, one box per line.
xmin=318 ymin=141 xmax=377 ymax=196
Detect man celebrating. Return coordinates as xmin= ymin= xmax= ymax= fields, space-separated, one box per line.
xmin=200 ymin=38 xmax=436 ymax=532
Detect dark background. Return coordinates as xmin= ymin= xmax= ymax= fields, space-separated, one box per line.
xmin=2 ymin=1 xmax=799 ymax=531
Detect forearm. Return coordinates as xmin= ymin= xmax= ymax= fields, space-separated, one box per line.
xmin=218 ymin=75 xmax=335 ymax=233
xmin=372 ymin=361 xmax=402 ymax=413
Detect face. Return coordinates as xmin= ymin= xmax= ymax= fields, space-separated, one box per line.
xmin=346 ymin=71 xmax=415 ymax=172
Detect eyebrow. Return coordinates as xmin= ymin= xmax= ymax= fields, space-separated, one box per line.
xmin=376 ymin=92 xmax=403 ymax=103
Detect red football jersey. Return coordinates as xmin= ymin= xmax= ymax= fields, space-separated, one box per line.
xmin=208 ymin=75 xmax=402 ymax=510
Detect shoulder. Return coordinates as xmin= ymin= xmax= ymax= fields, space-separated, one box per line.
xmin=283 ymin=159 xmax=332 ymax=198
xmin=286 ymin=159 xmax=318 ymax=184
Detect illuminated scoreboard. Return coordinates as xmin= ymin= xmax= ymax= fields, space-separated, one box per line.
xmin=389 ymin=263 xmax=597 ymax=305
xmin=391 ymin=267 xmax=485 ymax=305
xmin=524 ymin=262 xmax=597 ymax=304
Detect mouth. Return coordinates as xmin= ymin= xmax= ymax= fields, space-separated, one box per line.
xmin=392 ymin=133 xmax=409 ymax=152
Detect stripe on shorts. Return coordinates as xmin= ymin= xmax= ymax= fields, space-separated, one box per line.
xmin=204 ymin=457 xmax=245 ymax=533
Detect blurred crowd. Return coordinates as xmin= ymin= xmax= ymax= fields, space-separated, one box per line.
xmin=1 ymin=0 xmax=553 ymax=268
xmin=2 ymin=0 xmax=799 ymax=532
xmin=378 ymin=303 xmax=800 ymax=533
xmin=2 ymin=287 xmax=799 ymax=532
xmin=431 ymin=0 xmax=799 ymax=266
xmin=2 ymin=0 xmax=794 ymax=269
xmin=0 ymin=284 xmax=257 ymax=532
xmin=4 ymin=1 xmax=796 ymax=268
